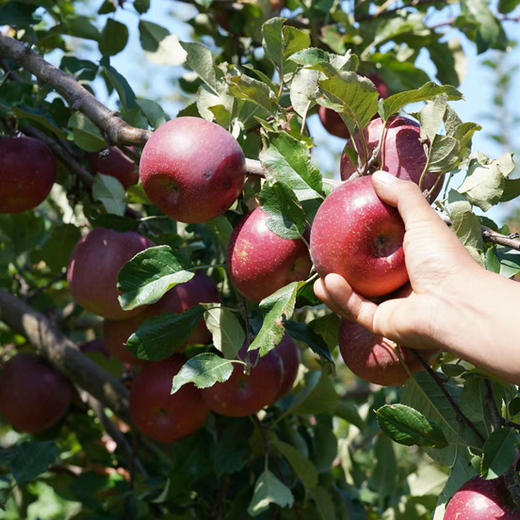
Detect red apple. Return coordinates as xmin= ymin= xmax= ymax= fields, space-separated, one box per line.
xmin=274 ymin=335 xmax=301 ymax=400
xmin=79 ymin=339 xmax=110 ymax=358
xmin=228 ymin=207 xmax=312 ymax=302
xmin=444 ymin=476 xmax=520 ymax=520
xmin=67 ymin=228 xmax=153 ymax=320
xmin=0 ymin=354 xmax=74 ymax=433
xmin=338 ymin=320 xmax=437 ymax=386
xmin=130 ymin=356 xmax=210 ymax=443
xmin=318 ymin=74 xmax=389 ymax=139
xmin=103 ymin=272 xmax=219 ymax=365
xmin=340 ymin=116 xmax=443 ymax=200
xmin=0 ymin=136 xmax=56 ymax=213
xmin=139 ymin=117 xmax=246 ymax=224
xmin=88 ymin=147 xmax=139 ymax=189
xmin=201 ymin=346 xmax=284 ymax=417
xmin=310 ymin=176 xmax=408 ymax=299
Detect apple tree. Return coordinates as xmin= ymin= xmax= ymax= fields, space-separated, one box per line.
xmin=0 ymin=0 xmax=520 ymax=518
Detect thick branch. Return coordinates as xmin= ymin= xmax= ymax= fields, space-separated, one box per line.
xmin=0 ymin=34 xmax=150 ymax=146
xmin=0 ymin=289 xmax=130 ymax=423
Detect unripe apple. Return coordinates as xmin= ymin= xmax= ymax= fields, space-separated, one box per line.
xmin=88 ymin=147 xmax=139 ymax=189
xmin=139 ymin=117 xmax=246 ymax=224
xmin=228 ymin=207 xmax=312 ymax=302
xmin=68 ymin=228 xmax=153 ymax=320
xmin=0 ymin=354 xmax=74 ymax=433
xmin=0 ymin=136 xmax=56 ymax=213
xmin=340 ymin=116 xmax=443 ymax=200
xmin=310 ymin=176 xmax=408 ymax=299
xmin=338 ymin=320 xmax=437 ymax=386
xmin=103 ymin=272 xmax=219 ymax=365
xmin=201 ymin=345 xmax=284 ymax=417
xmin=444 ymin=476 xmax=520 ymax=520
xmin=274 ymin=335 xmax=301 ymax=401
xmin=130 ymin=356 xmax=210 ymax=443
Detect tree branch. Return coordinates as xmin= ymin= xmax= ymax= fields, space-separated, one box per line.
xmin=0 ymin=289 xmax=130 ymax=423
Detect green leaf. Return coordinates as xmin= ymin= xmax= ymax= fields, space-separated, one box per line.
xmin=98 ymin=0 xmax=117 ymax=14
xmin=289 ymin=68 xmax=320 ymax=119
xmin=481 ymin=428 xmax=519 ymax=479
xmin=136 ymin=98 xmax=169 ymax=128
xmin=380 ymin=82 xmax=463 ymax=121
xmin=420 ymin=95 xmax=448 ymax=142
xmin=376 ymin=404 xmax=448 ymax=448
xmin=262 ymin=17 xmax=286 ymax=69
xmin=213 ymin=420 xmax=250 ymax=476
xmin=128 ymin=307 xmax=205 ymax=361
xmin=369 ymin=435 xmax=397 ymax=500
xmin=247 ymin=469 xmax=294 ymax=517
xmin=272 ymin=438 xmax=318 ymax=489
xmin=40 ymin=224 xmax=81 ymax=275
xmin=282 ymin=26 xmax=311 ymax=59
xmin=134 ymin=0 xmax=151 ymax=13
xmin=68 ymin=112 xmax=105 ymax=152
xmin=311 ymin=486 xmax=335 ymax=520
xmin=229 ymin=74 xmax=274 ymax=114
xmin=498 ymin=0 xmax=520 ymax=13
xmin=203 ymin=306 xmax=244 ymax=359
xmin=117 ymin=245 xmax=194 ymax=310
xmin=249 ymin=281 xmax=302 ymax=356
xmin=11 ymin=442 xmax=58 ymax=483
xmin=448 ymin=190 xmax=484 ymax=255
xmin=292 ymin=373 xmax=339 ymax=416
xmin=92 ymin=173 xmax=126 ymax=216
xmin=180 ymin=41 xmax=218 ymax=92
xmin=284 ymin=320 xmax=334 ymax=365
xmin=99 ymin=19 xmax=129 ymax=57
xmin=101 ymin=59 xmax=137 ymax=110
xmin=495 ymin=247 xmax=520 ymax=278
xmin=427 ymin=135 xmax=460 ymax=174
xmin=0 ymin=2 xmax=39 ymax=27
xmin=311 ymin=424 xmax=337 ymax=473
xmin=290 ymin=47 xmax=358 ymax=71
xmin=171 ymin=353 xmax=235 ymax=393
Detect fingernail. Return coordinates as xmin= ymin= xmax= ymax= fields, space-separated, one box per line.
xmin=372 ymin=170 xmax=396 ymax=185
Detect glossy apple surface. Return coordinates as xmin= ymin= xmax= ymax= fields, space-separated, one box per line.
xmin=340 ymin=116 xmax=442 ymax=200
xmin=444 ymin=477 xmax=520 ymax=520
xmin=201 ymin=346 xmax=284 ymax=417
xmin=228 ymin=207 xmax=312 ymax=302
xmin=103 ymin=272 xmax=219 ymax=365
xmin=139 ymin=117 xmax=246 ymax=224
xmin=130 ymin=356 xmax=210 ymax=443
xmin=0 ymin=354 xmax=74 ymax=433
xmin=0 ymin=136 xmax=56 ymax=213
xmin=68 ymin=228 xmax=153 ymax=320
xmin=274 ymin=335 xmax=301 ymax=400
xmin=310 ymin=176 xmax=408 ymax=299
xmin=89 ymin=146 xmax=139 ymax=189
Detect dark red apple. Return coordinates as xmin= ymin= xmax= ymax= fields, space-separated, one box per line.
xmin=103 ymin=272 xmax=219 ymax=365
xmin=228 ymin=207 xmax=312 ymax=302
xmin=444 ymin=476 xmax=520 ymax=520
xmin=274 ymin=335 xmax=301 ymax=400
xmin=318 ymin=74 xmax=389 ymax=139
xmin=310 ymin=176 xmax=408 ymax=299
xmin=0 ymin=136 xmax=56 ymax=213
xmin=0 ymin=354 xmax=74 ymax=433
xmin=88 ymin=147 xmax=139 ymax=189
xmin=130 ymin=356 xmax=210 ymax=443
xmin=67 ymin=228 xmax=153 ymax=320
xmin=139 ymin=117 xmax=246 ymax=224
xmin=201 ymin=346 xmax=284 ymax=417
xmin=79 ymin=339 xmax=110 ymax=358
xmin=340 ymin=116 xmax=443 ymax=200
xmin=338 ymin=320 xmax=437 ymax=386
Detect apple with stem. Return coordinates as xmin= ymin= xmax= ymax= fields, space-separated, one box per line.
xmin=89 ymin=146 xmax=139 ymax=189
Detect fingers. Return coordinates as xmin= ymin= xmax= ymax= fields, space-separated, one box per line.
xmin=313 ymin=273 xmax=378 ymax=330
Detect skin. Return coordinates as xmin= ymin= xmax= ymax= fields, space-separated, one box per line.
xmin=89 ymin=146 xmax=139 ymax=189
xmin=310 ymin=175 xmax=408 ymax=299
xmin=228 ymin=207 xmax=312 ymax=302
xmin=340 ymin=116 xmax=443 ymax=200
xmin=314 ymin=171 xmax=520 ymax=385
xmin=139 ymin=117 xmax=246 ymax=224
xmin=0 ymin=136 xmax=56 ymax=213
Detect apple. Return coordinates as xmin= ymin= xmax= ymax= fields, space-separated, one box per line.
xmin=338 ymin=320 xmax=437 ymax=386
xmin=444 ymin=476 xmax=520 ymax=520
xmin=201 ymin=345 xmax=284 ymax=417
xmin=0 ymin=136 xmax=56 ymax=214
xmin=79 ymin=339 xmax=110 ymax=358
xmin=68 ymin=227 xmax=153 ymax=320
xmin=0 ymin=353 xmax=74 ymax=433
xmin=310 ymin=176 xmax=408 ymax=299
xmin=139 ymin=117 xmax=246 ymax=224
xmin=228 ymin=207 xmax=312 ymax=302
xmin=130 ymin=356 xmax=209 ymax=443
xmin=340 ymin=116 xmax=443 ymax=200
xmin=274 ymin=335 xmax=301 ymax=400
xmin=88 ymin=146 xmax=139 ymax=189
xmin=318 ymin=74 xmax=389 ymax=139
xmin=103 ymin=272 xmax=219 ymax=365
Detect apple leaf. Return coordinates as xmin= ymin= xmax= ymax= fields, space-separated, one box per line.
xmin=229 ymin=75 xmax=275 ymax=114
xmin=68 ymin=112 xmax=105 ymax=152
xmin=427 ymin=135 xmax=460 ymax=174
xmin=171 ymin=352 xmax=235 ymax=394
xmin=481 ymin=427 xmax=519 ymax=479
xmin=92 ymin=173 xmax=126 ymax=217
xmin=311 ymin=487 xmax=335 ymax=520
xmin=127 ymin=307 xmax=204 ymax=362
xmin=369 ymin=435 xmax=397 ymax=501
xmin=203 ymin=305 xmax=244 ymax=359
xmin=284 ymin=320 xmax=334 ymax=365
xmin=376 ymin=404 xmax=448 ymax=448
xmin=247 ymin=469 xmax=294 ymax=517
xmin=11 ymin=441 xmax=59 ymax=484
xmin=272 ymin=438 xmax=318 ymax=490
xmin=289 ymin=67 xmax=320 ymax=119
xmin=99 ymin=19 xmax=128 ymax=57
xmin=180 ymin=41 xmax=218 ymax=93
xmin=262 ymin=17 xmax=285 ymax=70
xmin=117 ymin=245 xmax=194 ymax=310
xmin=419 ymin=95 xmax=448 ymax=142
